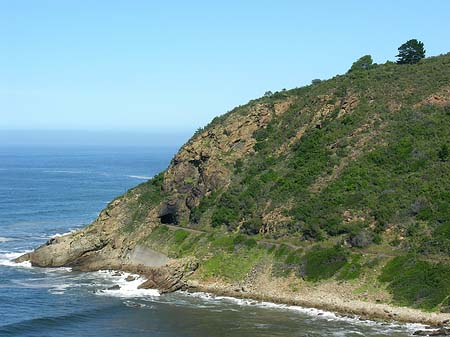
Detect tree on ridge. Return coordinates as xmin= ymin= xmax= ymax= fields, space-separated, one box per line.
xmin=396 ymin=39 xmax=425 ymax=64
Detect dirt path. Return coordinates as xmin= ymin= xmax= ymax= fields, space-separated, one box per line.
xmin=164 ymin=224 xmax=204 ymax=234
xmin=163 ymin=224 xmax=450 ymax=264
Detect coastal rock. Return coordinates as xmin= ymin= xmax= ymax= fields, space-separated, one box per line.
xmin=138 ymin=258 xmax=198 ymax=294
xmin=162 ymin=102 xmax=285 ymax=224
xmin=14 ymin=191 xmax=161 ymax=270
xmin=107 ymin=285 xmax=121 ymax=290
xmin=413 ymin=328 xmax=450 ymax=336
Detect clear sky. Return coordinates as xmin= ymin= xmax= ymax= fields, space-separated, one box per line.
xmin=1 ymin=0 xmax=449 ymax=136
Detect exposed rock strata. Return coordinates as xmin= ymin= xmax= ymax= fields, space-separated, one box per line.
xmin=162 ymin=102 xmax=288 ymax=223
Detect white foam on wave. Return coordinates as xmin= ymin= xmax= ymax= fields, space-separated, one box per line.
xmin=0 ymin=237 xmax=15 ymax=243
xmin=183 ymin=291 xmax=430 ymax=333
xmin=43 ymin=170 xmax=85 ymax=174
xmin=0 ymin=252 xmax=159 ymax=299
xmin=44 ymin=266 xmax=73 ymax=273
xmin=12 ymin=270 xmax=77 ymax=296
xmin=50 ymin=229 xmax=78 ymax=239
xmin=94 ymin=270 xmax=160 ymax=298
xmin=0 ymin=251 xmax=32 ymax=268
xmin=127 ymin=175 xmax=152 ymax=180
xmin=123 ymin=300 xmax=151 ymax=309
xmin=48 ymin=282 xmax=73 ymax=295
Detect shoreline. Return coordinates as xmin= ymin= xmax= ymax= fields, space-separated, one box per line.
xmin=14 ymin=242 xmax=450 ymax=329
xmin=186 ymin=279 xmax=450 ymax=328
xmin=8 ymin=250 xmax=450 ymax=331
xmin=14 ymin=248 xmax=450 ymax=328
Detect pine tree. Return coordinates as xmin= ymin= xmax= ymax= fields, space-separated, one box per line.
xmin=396 ymin=39 xmax=425 ymax=64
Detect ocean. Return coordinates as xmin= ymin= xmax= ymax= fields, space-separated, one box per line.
xmin=0 ymin=145 xmax=419 ymax=336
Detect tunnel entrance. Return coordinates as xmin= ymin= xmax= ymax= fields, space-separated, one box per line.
xmin=158 ymin=201 xmax=179 ymax=225
xmin=159 ymin=212 xmax=178 ymax=225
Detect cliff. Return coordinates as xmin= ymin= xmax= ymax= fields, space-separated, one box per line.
xmin=17 ymin=53 xmax=450 ymax=324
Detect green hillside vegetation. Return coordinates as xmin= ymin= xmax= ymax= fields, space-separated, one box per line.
xmin=131 ymin=52 xmax=450 ymax=311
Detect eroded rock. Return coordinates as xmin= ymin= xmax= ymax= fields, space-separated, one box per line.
xmin=138 ymin=258 xmax=199 ymax=294
xmin=107 ymin=285 xmax=121 ymax=290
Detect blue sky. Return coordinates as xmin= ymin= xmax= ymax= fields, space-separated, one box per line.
xmin=1 ymin=0 xmax=449 ymax=136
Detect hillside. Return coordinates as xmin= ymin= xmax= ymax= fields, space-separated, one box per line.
xmin=19 ymin=53 xmax=450 ymax=324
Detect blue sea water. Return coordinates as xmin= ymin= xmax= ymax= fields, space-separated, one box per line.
xmin=0 ymin=146 xmax=418 ymax=336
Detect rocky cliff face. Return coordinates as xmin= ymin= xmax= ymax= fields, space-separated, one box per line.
xmin=17 ymin=196 xmax=136 ymax=269
xmin=16 ymin=95 xmax=293 ymax=291
xmin=160 ymin=102 xmax=292 ymax=224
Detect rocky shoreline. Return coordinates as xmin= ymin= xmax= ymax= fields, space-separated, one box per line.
xmin=186 ymin=280 xmax=450 ymax=329
xmin=15 ymin=233 xmax=450 ymax=331
xmin=88 ymin=263 xmax=450 ymax=335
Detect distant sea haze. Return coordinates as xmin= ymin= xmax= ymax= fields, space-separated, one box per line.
xmin=0 ymin=130 xmax=192 ymax=147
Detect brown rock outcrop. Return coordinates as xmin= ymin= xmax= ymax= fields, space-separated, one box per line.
xmin=15 ymin=100 xmax=287 ymax=275
xmin=138 ymin=258 xmax=199 ymax=294
xmin=162 ymin=102 xmax=282 ymax=223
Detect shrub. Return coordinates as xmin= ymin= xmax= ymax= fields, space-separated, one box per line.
xmin=379 ymin=256 xmax=450 ymax=310
xmin=438 ymin=144 xmax=449 ymax=162
xmin=274 ymin=244 xmax=292 ymax=259
xmin=211 ymin=206 xmax=239 ymax=228
xmin=232 ymin=234 xmax=257 ymax=248
xmin=240 ymin=218 xmax=262 ymax=235
xmin=303 ymin=246 xmax=349 ymax=281
xmin=174 ymin=229 xmax=190 ymax=244
xmin=347 ymin=229 xmax=374 ymax=248
xmin=285 ymin=249 xmax=303 ymax=265
xmin=349 ymin=55 xmax=373 ymax=72
xmin=337 ymin=254 xmax=362 ymax=280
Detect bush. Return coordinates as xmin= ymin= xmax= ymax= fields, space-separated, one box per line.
xmin=211 ymin=206 xmax=239 ymax=228
xmin=337 ymin=254 xmax=362 ymax=280
xmin=285 ymin=249 xmax=303 ymax=265
xmin=379 ymin=256 xmax=450 ymax=310
xmin=438 ymin=144 xmax=449 ymax=161
xmin=429 ymin=222 xmax=450 ymax=255
xmin=274 ymin=244 xmax=292 ymax=259
xmin=240 ymin=218 xmax=262 ymax=235
xmin=347 ymin=229 xmax=374 ymax=248
xmin=349 ymin=55 xmax=373 ymax=72
xmin=303 ymin=246 xmax=349 ymax=281
xmin=232 ymin=234 xmax=257 ymax=248
xmin=174 ymin=229 xmax=190 ymax=244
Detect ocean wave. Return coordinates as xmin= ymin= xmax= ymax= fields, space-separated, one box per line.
xmin=0 ymin=305 xmax=118 ymax=334
xmin=123 ymin=300 xmax=152 ymax=309
xmin=0 ymin=237 xmax=15 ymax=243
xmin=127 ymin=175 xmax=152 ymax=180
xmin=43 ymin=170 xmax=85 ymax=174
xmin=50 ymin=229 xmax=78 ymax=239
xmin=93 ymin=270 xmax=160 ymax=298
xmin=48 ymin=283 xmax=73 ymax=295
xmin=0 ymin=251 xmax=32 ymax=268
xmin=181 ymin=291 xmax=430 ymax=333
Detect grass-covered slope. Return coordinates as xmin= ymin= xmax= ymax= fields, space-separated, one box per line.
xmin=120 ymin=53 xmax=450 ymax=312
